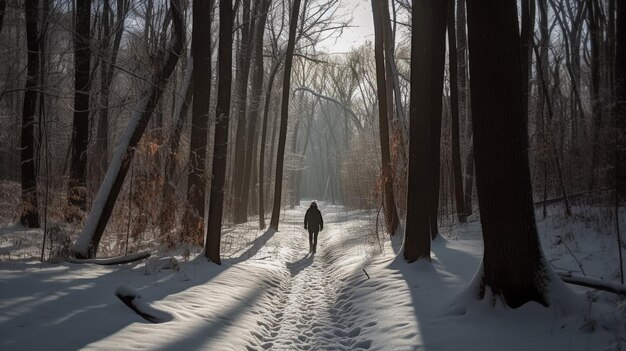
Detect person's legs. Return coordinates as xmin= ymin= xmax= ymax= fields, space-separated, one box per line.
xmin=313 ymin=231 xmax=319 ymax=252
xmin=308 ymin=231 xmax=314 ymax=251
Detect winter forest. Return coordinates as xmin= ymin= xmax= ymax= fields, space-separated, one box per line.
xmin=1 ymin=0 xmax=626 ymax=349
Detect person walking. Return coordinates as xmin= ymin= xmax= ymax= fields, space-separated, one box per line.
xmin=304 ymin=201 xmax=323 ymax=253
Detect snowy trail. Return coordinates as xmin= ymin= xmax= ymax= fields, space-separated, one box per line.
xmin=245 ymin=206 xmax=373 ymax=350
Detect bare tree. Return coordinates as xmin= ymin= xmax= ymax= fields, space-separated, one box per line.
xmin=466 ymin=0 xmax=555 ymax=307
xmin=371 ymin=0 xmax=399 ymax=235
xmin=73 ymin=0 xmax=185 ymax=259
xmin=20 ymin=0 xmax=40 ymax=228
xmin=68 ymin=0 xmax=92 ymax=218
xmin=205 ymin=0 xmax=234 ymax=263
xmin=404 ymin=0 xmax=447 ymax=262
xmin=269 ymin=0 xmax=303 ymax=230
xmin=183 ymin=0 xmax=213 ymax=244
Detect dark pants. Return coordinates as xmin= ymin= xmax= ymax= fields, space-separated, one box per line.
xmin=309 ymin=230 xmax=319 ymax=251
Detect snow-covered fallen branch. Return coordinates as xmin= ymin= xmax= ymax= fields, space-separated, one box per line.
xmin=66 ymin=251 xmax=151 ymax=265
xmin=558 ymin=272 xmax=626 ymax=296
xmin=115 ymin=284 xmax=172 ymax=323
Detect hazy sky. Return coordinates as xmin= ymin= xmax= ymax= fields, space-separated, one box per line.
xmin=318 ymin=0 xmax=375 ymax=54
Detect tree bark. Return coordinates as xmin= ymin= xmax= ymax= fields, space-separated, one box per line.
xmin=183 ymin=0 xmax=212 ymax=244
xmin=447 ymin=0 xmax=466 ymax=223
xmin=616 ymin=0 xmax=626 ymax=202
xmin=0 ymin=0 xmax=6 ymax=34
xmin=240 ymin=0 xmax=271 ymax=222
xmin=20 ymin=0 xmax=40 ymax=228
xmin=68 ymin=0 xmax=92 ymax=217
xmin=205 ymin=0 xmax=233 ymax=263
xmin=259 ymin=60 xmax=282 ymax=229
xmin=467 ymin=0 xmax=552 ymax=307
xmin=589 ymin=0 xmax=603 ymax=190
xmin=231 ymin=0 xmax=253 ymax=224
xmin=73 ymin=0 xmax=184 ymax=258
xmin=269 ymin=0 xmax=302 ymax=230
xmin=371 ymin=0 xmax=399 ymax=235
xmin=404 ymin=0 xmax=447 ymax=262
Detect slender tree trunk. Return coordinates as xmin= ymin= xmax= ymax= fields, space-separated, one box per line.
xmin=269 ymin=0 xmax=302 ymax=230
xmin=0 ymin=0 xmax=6 ymax=34
xmin=205 ymin=0 xmax=233 ymax=263
xmin=589 ymin=0 xmax=603 ymax=189
xmin=371 ymin=0 xmax=399 ymax=235
xmin=231 ymin=0 xmax=253 ymax=224
xmin=616 ymin=0 xmax=626 ymax=202
xmin=20 ymin=0 xmax=40 ymax=228
xmin=96 ymin=0 xmax=128 ymax=192
xmin=447 ymin=0 xmax=465 ymax=223
xmin=241 ymin=0 xmax=271 ymax=222
xmin=466 ymin=0 xmax=552 ymax=307
xmin=183 ymin=0 xmax=212 ymax=244
xmin=259 ymin=60 xmax=282 ymax=229
xmin=404 ymin=0 xmax=447 ymax=262
xmin=68 ymin=0 xmax=92 ymax=218
xmin=73 ymin=0 xmax=184 ymax=258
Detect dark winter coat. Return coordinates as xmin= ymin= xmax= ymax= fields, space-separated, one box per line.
xmin=304 ymin=207 xmax=323 ymax=232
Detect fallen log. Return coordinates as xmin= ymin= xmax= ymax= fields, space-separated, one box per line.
xmin=558 ymin=272 xmax=626 ymax=296
xmin=66 ymin=251 xmax=151 ymax=265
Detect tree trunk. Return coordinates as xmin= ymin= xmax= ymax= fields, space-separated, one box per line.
xmin=617 ymin=0 xmax=626 ymax=202
xmin=466 ymin=0 xmax=552 ymax=307
xmin=0 ymin=0 xmax=6 ymax=34
xmin=231 ymin=0 xmax=253 ymax=224
xmin=205 ymin=0 xmax=233 ymax=263
xmin=589 ymin=0 xmax=603 ymax=190
xmin=241 ymin=0 xmax=271 ymax=222
xmin=447 ymin=0 xmax=466 ymax=223
xmin=68 ymin=0 xmax=92 ymax=218
xmin=73 ymin=0 xmax=184 ymax=259
xmin=520 ymin=0 xmax=533 ymax=119
xmin=183 ymin=0 xmax=212 ymax=244
xmin=20 ymin=0 xmax=40 ymax=228
xmin=96 ymin=0 xmax=128 ymax=191
xmin=269 ymin=0 xmax=302 ymax=230
xmin=404 ymin=0 xmax=447 ymax=262
xmin=371 ymin=0 xmax=399 ymax=235
xmin=258 ymin=60 xmax=282 ymax=229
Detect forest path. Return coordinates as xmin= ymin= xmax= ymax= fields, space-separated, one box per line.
xmin=245 ymin=205 xmax=373 ymax=350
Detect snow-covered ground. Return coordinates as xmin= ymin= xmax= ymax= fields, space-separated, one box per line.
xmin=0 ymin=203 xmax=624 ymax=350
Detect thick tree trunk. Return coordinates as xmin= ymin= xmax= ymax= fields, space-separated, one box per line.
xmin=183 ymin=0 xmax=212 ymax=244
xmin=269 ymin=0 xmax=302 ymax=230
xmin=231 ymin=0 xmax=253 ymax=224
xmin=20 ymin=0 xmax=40 ymax=228
xmin=447 ymin=0 xmax=466 ymax=223
xmin=240 ymin=0 xmax=271 ymax=222
xmin=404 ymin=0 xmax=447 ymax=262
xmin=466 ymin=0 xmax=552 ymax=307
xmin=68 ymin=0 xmax=92 ymax=218
xmin=205 ymin=0 xmax=233 ymax=263
xmin=73 ymin=0 xmax=184 ymax=259
xmin=371 ymin=0 xmax=399 ymax=235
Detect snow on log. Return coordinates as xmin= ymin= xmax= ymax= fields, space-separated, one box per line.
xmin=558 ymin=272 xmax=626 ymax=296
xmin=66 ymin=251 xmax=151 ymax=265
xmin=115 ymin=284 xmax=172 ymax=323
xmin=72 ymin=0 xmax=185 ymax=259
